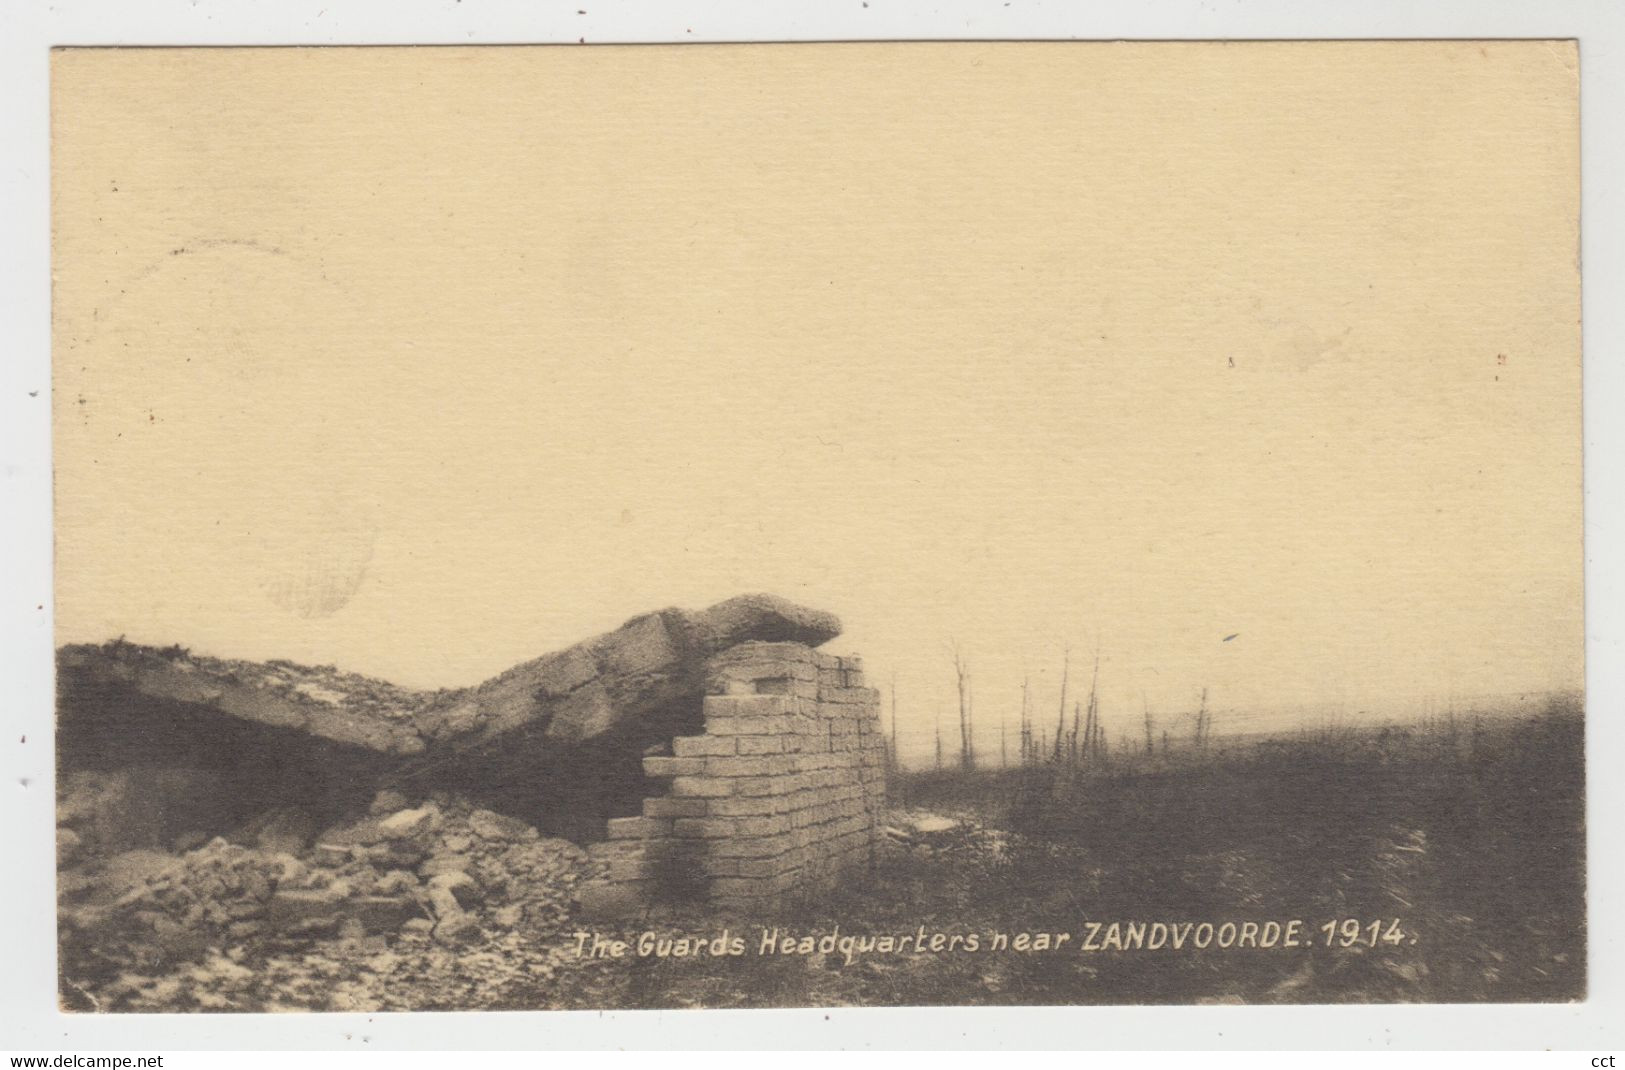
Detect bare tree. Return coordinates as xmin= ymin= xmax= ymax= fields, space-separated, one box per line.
xmin=1079 ymin=645 xmax=1101 ymax=766
xmin=1019 ymin=676 xmax=1032 ymax=766
xmin=1053 ymin=647 xmax=1070 ymax=763
xmin=999 ymin=705 xmax=1008 ymax=769
xmin=934 ymin=703 xmax=944 ymax=771
xmin=948 ymin=640 xmax=974 ymax=772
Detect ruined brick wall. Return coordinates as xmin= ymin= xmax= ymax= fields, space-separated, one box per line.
xmin=581 ymin=640 xmax=887 ymax=913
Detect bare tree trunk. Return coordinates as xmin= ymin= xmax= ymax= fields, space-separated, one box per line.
xmin=1019 ymin=677 xmax=1031 ymax=766
xmin=934 ymin=704 xmax=943 ymax=771
xmin=951 ymin=640 xmax=974 ymax=772
xmin=1053 ymin=648 xmax=1070 ymax=764
xmin=1070 ymin=701 xmax=1081 ymax=767
xmin=1081 ymin=647 xmax=1101 ymax=766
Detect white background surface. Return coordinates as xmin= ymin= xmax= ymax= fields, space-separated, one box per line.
xmin=2 ymin=0 xmax=1622 ymax=1052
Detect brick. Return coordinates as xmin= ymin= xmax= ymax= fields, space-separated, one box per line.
xmin=707 ymin=795 xmax=780 ymax=817
xmin=734 ymin=815 xmax=792 ymax=837
xmin=732 ymin=856 xmax=790 ymax=878
xmin=822 ymin=686 xmax=879 ymax=707
xmin=707 ymin=755 xmax=794 ymax=777
xmin=670 ymin=776 xmax=733 ymax=798
xmin=710 ymin=835 xmax=789 ymax=859
xmin=673 ymin=735 xmax=737 ymax=757
xmin=606 ymin=816 xmax=673 ymax=840
xmin=708 ymin=715 xmax=795 ymax=736
xmin=674 ymin=817 xmax=738 ymax=838
xmin=702 ymin=694 xmax=796 ymax=719
xmin=642 ymin=796 xmax=709 ymax=819
xmin=606 ymin=858 xmax=659 ymax=881
xmin=735 ymin=736 xmax=784 ymax=755
xmin=642 ymin=756 xmax=705 ymax=778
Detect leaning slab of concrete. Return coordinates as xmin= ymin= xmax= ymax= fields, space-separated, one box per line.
xmin=413 ymin=593 xmax=841 ymax=749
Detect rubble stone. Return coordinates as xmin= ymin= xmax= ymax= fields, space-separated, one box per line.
xmin=432 ymin=912 xmax=480 ymax=945
xmin=377 ymin=807 xmax=438 ymax=839
xmin=467 ymin=810 xmax=533 ymax=842
xmin=55 ymin=595 xmax=888 ymax=1011
xmin=426 ymin=871 xmax=482 ymax=913
xmin=242 ymin=807 xmax=318 ymax=855
xmin=369 ymin=789 xmax=409 ymax=815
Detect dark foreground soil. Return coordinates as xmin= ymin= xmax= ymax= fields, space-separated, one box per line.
xmin=61 ymin=709 xmax=1583 ymax=1010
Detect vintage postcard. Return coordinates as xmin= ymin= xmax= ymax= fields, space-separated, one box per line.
xmin=50 ymin=42 xmax=1582 ymax=1012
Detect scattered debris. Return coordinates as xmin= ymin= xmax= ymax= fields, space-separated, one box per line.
xmin=58 ymin=787 xmax=603 ymax=1011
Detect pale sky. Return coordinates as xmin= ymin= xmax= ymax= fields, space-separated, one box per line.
xmin=52 ymin=44 xmax=1582 ymax=763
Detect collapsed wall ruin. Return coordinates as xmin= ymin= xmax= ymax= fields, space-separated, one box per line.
xmin=581 ymin=641 xmax=887 ymax=914
xmin=55 ymin=595 xmax=885 ymax=916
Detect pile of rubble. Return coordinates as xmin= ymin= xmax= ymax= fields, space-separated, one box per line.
xmin=59 ymin=786 xmax=604 ymax=1006
xmin=882 ymin=811 xmax=1007 ymax=858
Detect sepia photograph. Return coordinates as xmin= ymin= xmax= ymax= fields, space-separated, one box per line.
xmin=26 ymin=28 xmax=1601 ymax=1037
